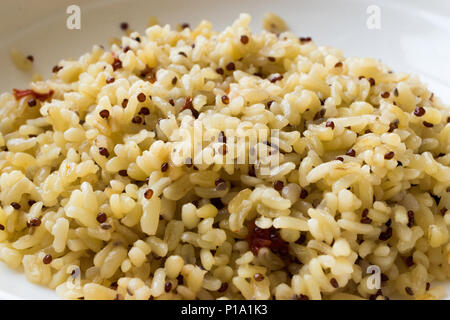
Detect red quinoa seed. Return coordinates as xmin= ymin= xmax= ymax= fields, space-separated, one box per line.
xmin=346 ymin=149 xmax=356 ymax=157
xmin=384 ymin=151 xmax=395 ymax=160
xmin=240 ymin=35 xmax=249 ymax=44
xmin=161 ymin=162 xmax=169 ymax=172
xmin=43 ymin=254 xmax=53 ymax=264
xmin=325 ymin=121 xmax=335 ymax=129
xmin=29 ymin=217 xmax=41 ymax=227
xmin=96 ymin=212 xmax=107 ymax=223
xmin=414 ymin=107 xmax=425 ymax=117
xmin=330 ymin=278 xmax=339 ymax=288
xmin=144 ymin=189 xmax=154 ymax=199
xmin=11 ymin=202 xmax=21 ymax=210
xmin=273 ymin=180 xmax=284 ymax=191
xmin=221 ymin=95 xmax=230 ymax=105
xmin=226 ymin=62 xmax=235 ymax=71
xmin=99 ymin=109 xmax=110 ymax=119
xmin=254 ymin=273 xmax=264 ymax=282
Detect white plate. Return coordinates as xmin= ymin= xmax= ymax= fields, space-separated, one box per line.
xmin=0 ymin=0 xmax=449 ymax=300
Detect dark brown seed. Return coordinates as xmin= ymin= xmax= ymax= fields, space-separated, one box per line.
xmin=122 ymin=99 xmax=129 ymax=108
xmin=447 ymin=116 xmax=450 ymax=123
xmin=26 ymin=55 xmax=34 ymax=62
xmin=221 ymin=95 xmax=230 ymax=105
xmin=132 ymin=116 xmax=142 ymax=124
xmin=325 ymin=121 xmax=335 ymax=129
xmin=52 ymin=65 xmax=63 ymax=73
xmin=426 ymin=282 xmax=430 ymax=291
xmin=218 ymin=144 xmax=227 ymax=155
xmin=215 ymin=67 xmax=224 ymax=75
xmin=248 ymin=165 xmax=256 ymax=177
xmin=335 ymin=156 xmax=344 ymax=162
xmin=118 ymin=169 xmax=128 ymax=177
xmin=368 ymin=78 xmax=376 ymax=86
xmin=29 ymin=217 xmax=41 ymax=227
xmin=300 ymin=189 xmax=308 ymax=199
xmin=11 ymin=202 xmax=21 ymax=210
xmin=215 ymin=132 xmax=226 ymax=145
xmin=295 ymin=294 xmax=309 ymax=300
xmin=181 ymin=23 xmax=190 ymax=29
xmin=137 ymin=93 xmax=146 ymax=102
xmin=96 ymin=212 xmax=107 ymax=223
xmin=112 ymin=58 xmax=122 ymax=71
xmin=99 ymin=147 xmax=109 ymax=157
xmin=267 ymin=100 xmax=274 ymax=108
xmin=381 ymin=91 xmax=390 ymax=98
xmin=330 ymin=278 xmax=339 ymax=288
xmin=139 ymin=107 xmax=150 ymax=115
xmin=407 ymin=210 xmax=414 ymax=227
xmin=169 ymin=99 xmax=175 ymax=106
xmin=106 ymin=76 xmax=115 ymax=84
xmin=299 ymin=37 xmax=312 ymax=43
xmin=110 ymin=282 xmax=118 ymax=290
xmin=178 ymin=51 xmax=187 ymax=57
xmin=28 ymin=200 xmax=36 ymax=207
xmin=43 ymin=254 xmax=52 ymax=264
xmin=414 ymin=107 xmax=425 ymax=117
xmin=144 ymin=189 xmax=154 ymax=199
xmin=27 ymin=98 xmax=37 ymax=107
xmin=423 ymin=121 xmax=433 ymax=128
xmin=358 ymin=76 xmax=365 ymax=80
xmin=405 ymin=287 xmax=414 ymax=296
xmin=164 ymin=282 xmax=172 ymax=292
xmin=385 ymin=219 xmax=392 ymax=227
xmin=0 ymin=224 xmax=4 ymax=231
xmin=273 ymin=180 xmax=284 ymax=191
xmin=254 ymin=273 xmax=264 ymax=282
xmin=171 ymin=77 xmax=178 ymax=85
xmin=99 ymin=109 xmax=110 ymax=119
xmin=394 ymin=88 xmax=399 ymax=97
xmin=268 ymin=57 xmax=276 ymax=62
xmin=218 ymin=282 xmax=228 ymax=292
xmin=379 ymin=227 xmax=393 ymax=241
xmin=240 ymin=35 xmax=249 ymax=44
xmin=384 ymin=151 xmax=395 ymax=160
xmin=362 ymin=208 xmax=369 ymax=217
xmin=123 ymin=46 xmax=131 ymax=53
xmin=334 ymin=62 xmax=343 ymax=68
xmin=120 ymin=22 xmax=128 ymax=30
xmin=441 ymin=208 xmax=448 ymax=216
xmin=269 ymin=74 xmax=283 ymax=83
xmin=183 ymin=96 xmax=193 ymax=110
xmin=360 ymin=216 xmax=372 ymax=224
xmin=226 ymin=62 xmax=235 ymax=71
xmin=346 ymin=149 xmax=356 ymax=157
xmin=214 ymin=178 xmax=226 ymax=191
xmin=388 ymin=120 xmax=399 ymax=133
xmin=161 ymin=162 xmax=169 ymax=172
xmin=381 ymin=274 xmax=389 ymax=282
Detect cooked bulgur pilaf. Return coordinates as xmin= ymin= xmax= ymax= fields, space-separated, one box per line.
xmin=0 ymin=13 xmax=449 ymax=300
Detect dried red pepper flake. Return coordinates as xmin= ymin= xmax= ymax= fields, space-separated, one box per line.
xmin=247 ymin=220 xmax=289 ymax=256
xmin=112 ymin=58 xmax=123 ymax=71
xmin=13 ymin=89 xmax=54 ymax=101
